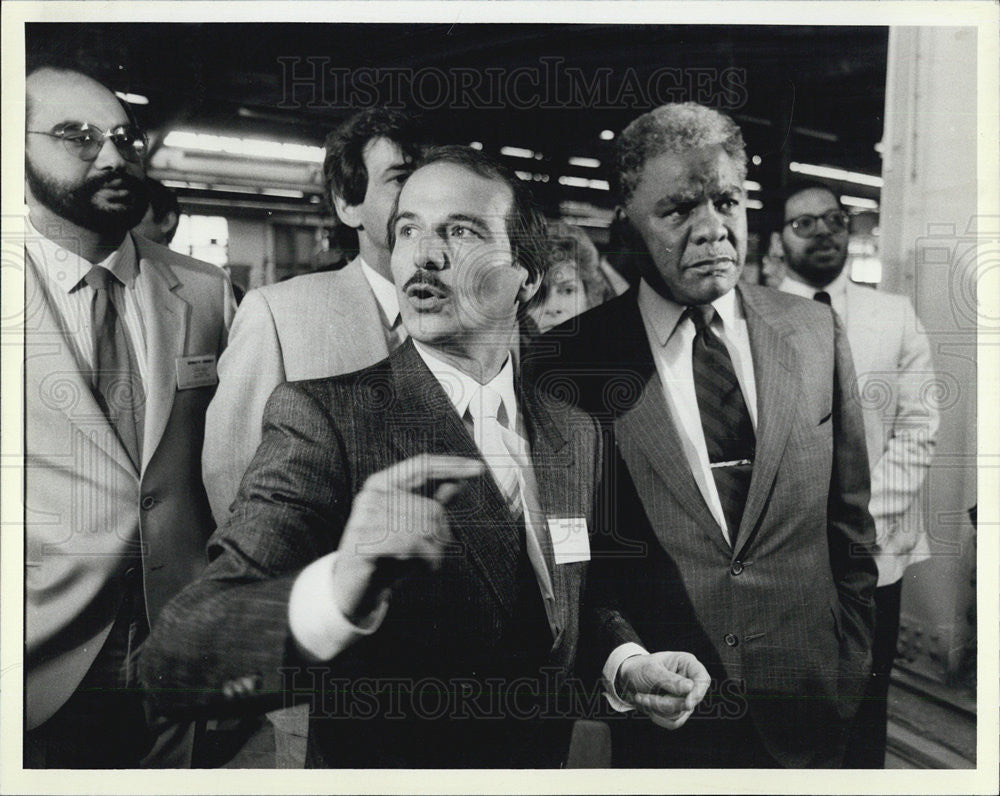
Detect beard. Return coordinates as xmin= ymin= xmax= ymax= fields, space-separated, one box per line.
xmin=25 ymin=157 xmax=149 ymax=236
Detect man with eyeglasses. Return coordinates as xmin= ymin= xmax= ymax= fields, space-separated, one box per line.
xmin=774 ymin=180 xmax=939 ymax=768
xmin=23 ymin=65 xmax=235 ymax=767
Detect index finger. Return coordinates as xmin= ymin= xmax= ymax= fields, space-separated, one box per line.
xmin=369 ymin=454 xmax=485 ymax=493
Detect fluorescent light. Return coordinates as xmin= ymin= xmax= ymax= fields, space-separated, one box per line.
xmin=469 ymin=141 xmax=484 ymax=150
xmin=500 ymin=146 xmax=536 ymax=159
xmin=557 ymin=176 xmax=610 ymax=191
xmin=568 ymin=156 xmax=601 ymax=169
xmin=563 ymin=217 xmax=612 ymax=229
xmin=746 ymin=198 xmax=764 ymax=210
xmin=599 ymin=129 xmax=615 ymax=141
xmin=841 ymin=195 xmax=879 ymax=210
xmin=743 ymin=180 xmax=762 ymax=192
xmin=163 ymin=130 xmax=324 ymax=163
xmin=515 ymin=171 xmax=550 ymax=183
xmin=790 ymin=162 xmax=883 ymax=188
xmin=262 ymin=188 xmax=306 ymax=199
xmin=115 ymin=91 xmax=149 ymax=105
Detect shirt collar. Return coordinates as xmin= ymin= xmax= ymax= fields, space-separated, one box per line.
xmin=779 ymin=267 xmax=849 ymax=301
xmin=412 ymin=340 xmax=518 ymax=425
xmin=26 ymin=216 xmax=137 ymax=293
xmin=358 ymin=256 xmax=400 ymax=327
xmin=637 ymin=279 xmax=742 ymax=347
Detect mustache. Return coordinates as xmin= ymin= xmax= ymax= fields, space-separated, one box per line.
xmin=86 ymin=170 xmax=145 ymax=193
xmin=403 ymin=271 xmax=451 ymax=295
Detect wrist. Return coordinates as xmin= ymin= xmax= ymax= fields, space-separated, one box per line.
xmin=330 ymin=554 xmax=381 ymax=624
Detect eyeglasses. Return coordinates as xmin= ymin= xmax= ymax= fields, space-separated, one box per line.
xmin=27 ymin=122 xmax=148 ymax=163
xmin=784 ymin=209 xmax=850 ymax=239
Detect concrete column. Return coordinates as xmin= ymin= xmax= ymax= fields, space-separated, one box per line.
xmin=878 ymin=26 xmax=981 ymax=686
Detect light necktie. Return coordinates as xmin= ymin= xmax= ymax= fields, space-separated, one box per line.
xmin=687 ymin=305 xmax=754 ymax=546
xmin=470 ymin=384 xmax=523 ymax=519
xmin=85 ymin=265 xmax=144 ymax=469
xmin=814 ymin=290 xmax=832 ymax=305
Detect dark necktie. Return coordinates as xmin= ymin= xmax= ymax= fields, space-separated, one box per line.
xmin=687 ymin=306 xmax=755 ymax=546
xmin=85 ymin=266 xmax=144 ymax=469
xmin=813 ymin=290 xmax=832 ymax=305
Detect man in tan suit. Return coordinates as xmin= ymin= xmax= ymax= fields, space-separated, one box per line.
xmin=775 ymin=180 xmax=939 ymax=767
xmin=202 ymin=108 xmax=424 ymax=523
xmin=23 ymin=65 xmax=234 ymax=767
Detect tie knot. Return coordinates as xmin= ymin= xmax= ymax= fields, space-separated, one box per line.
xmin=813 ymin=290 xmax=832 ymax=305
xmin=685 ymin=305 xmax=716 ymax=334
xmin=474 ymin=385 xmax=508 ymax=429
xmin=84 ymin=266 xmax=118 ymax=291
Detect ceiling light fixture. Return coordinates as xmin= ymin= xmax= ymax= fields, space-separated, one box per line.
xmin=790 ymin=162 xmax=883 ymax=188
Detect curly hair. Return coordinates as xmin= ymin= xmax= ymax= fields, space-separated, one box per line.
xmin=613 ymin=102 xmax=747 ymax=204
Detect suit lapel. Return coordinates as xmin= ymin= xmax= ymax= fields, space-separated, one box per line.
xmin=385 ymin=343 xmax=520 ymax=618
xmin=24 ymin=250 xmax=136 ymax=475
xmin=609 ymin=296 xmax=731 ymax=557
xmin=735 ymin=285 xmax=798 ymax=557
xmin=326 ymin=258 xmax=392 ymax=367
xmin=136 ymin=239 xmax=189 ymax=472
xmin=518 ymin=379 xmax=572 ymax=636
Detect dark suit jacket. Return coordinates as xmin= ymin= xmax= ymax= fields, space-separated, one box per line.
xmin=526 ymin=284 xmax=877 ymax=767
xmin=139 ymin=340 xmax=602 ymax=767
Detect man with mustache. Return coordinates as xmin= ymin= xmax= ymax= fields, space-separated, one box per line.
xmin=202 ymin=107 xmax=423 ymax=526
xmin=528 ymin=103 xmax=877 ymax=767
xmin=140 ymin=145 xmax=710 ymax=767
xmin=774 ymin=181 xmax=938 ymax=768
xmin=23 ymin=65 xmax=234 ymax=767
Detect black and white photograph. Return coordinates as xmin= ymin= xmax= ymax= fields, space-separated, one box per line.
xmin=1 ymin=2 xmax=996 ymax=793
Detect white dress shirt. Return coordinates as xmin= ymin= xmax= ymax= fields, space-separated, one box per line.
xmin=359 ymin=258 xmax=406 ymax=348
xmin=778 ymin=269 xmax=849 ymax=318
xmin=289 ymin=340 xmax=560 ymax=661
xmin=26 ymin=217 xmax=150 ymax=387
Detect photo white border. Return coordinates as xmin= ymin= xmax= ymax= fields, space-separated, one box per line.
xmin=2 ymin=2 xmax=997 ymax=793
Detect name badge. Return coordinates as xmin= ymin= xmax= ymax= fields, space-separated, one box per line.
xmin=175 ymin=354 xmax=218 ymax=390
xmin=547 ymin=517 xmax=590 ymax=565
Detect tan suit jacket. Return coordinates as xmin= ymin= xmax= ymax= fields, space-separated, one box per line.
xmin=25 ymin=234 xmax=234 ymax=730
xmin=839 ymin=281 xmax=938 ymax=585
xmin=202 ymin=257 xmax=391 ymax=522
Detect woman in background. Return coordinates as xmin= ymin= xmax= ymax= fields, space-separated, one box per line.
xmin=529 ymin=221 xmax=621 ymax=333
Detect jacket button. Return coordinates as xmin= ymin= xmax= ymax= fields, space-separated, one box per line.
xmin=141 ymin=495 xmax=156 ymax=510
xmin=731 ymin=561 xmax=744 ymax=576
xmin=724 ymin=633 xmax=739 ymax=647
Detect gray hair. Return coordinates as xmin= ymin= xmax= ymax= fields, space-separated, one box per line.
xmin=613 ymin=102 xmax=748 ymax=204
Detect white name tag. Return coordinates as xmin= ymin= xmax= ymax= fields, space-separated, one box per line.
xmin=547 ymin=517 xmax=590 ymax=565
xmin=175 ymin=354 xmax=218 ymax=390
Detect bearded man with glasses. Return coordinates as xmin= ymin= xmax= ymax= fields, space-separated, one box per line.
xmin=773 ymin=180 xmax=939 ymax=768
xmin=23 ymin=65 xmax=235 ymax=768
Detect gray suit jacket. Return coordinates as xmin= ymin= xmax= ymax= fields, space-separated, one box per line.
xmin=202 ymin=257 xmax=392 ymax=522
xmin=25 ymin=234 xmax=233 ymax=734
xmin=527 ymin=283 xmax=877 ymax=767
xmin=140 ymin=341 xmax=602 ymax=767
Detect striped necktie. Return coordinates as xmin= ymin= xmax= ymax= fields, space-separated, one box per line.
xmin=85 ymin=266 xmax=144 ymax=469
xmin=687 ymin=305 xmax=754 ymax=546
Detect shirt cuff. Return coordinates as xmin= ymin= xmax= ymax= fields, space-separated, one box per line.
xmin=288 ymin=552 xmax=389 ymax=661
xmin=602 ymin=642 xmax=648 ymax=712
